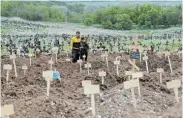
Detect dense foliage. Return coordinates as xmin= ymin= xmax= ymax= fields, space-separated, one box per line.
xmin=1 ymin=1 xmax=182 ymax=30
xmin=84 ymin=5 xmax=182 ymax=30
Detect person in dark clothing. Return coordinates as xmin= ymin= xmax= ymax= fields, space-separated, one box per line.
xmin=80 ymin=35 xmax=89 ymax=61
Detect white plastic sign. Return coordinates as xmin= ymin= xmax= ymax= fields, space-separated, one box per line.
xmin=99 ymin=71 xmax=106 ymax=77
xmin=1 ymin=104 xmax=15 ymax=117
xmin=3 ymin=64 xmax=12 ymax=70
xmin=84 ymin=85 xmax=100 ymax=95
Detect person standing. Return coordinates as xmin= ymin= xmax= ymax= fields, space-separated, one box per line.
xmin=70 ymin=31 xmax=81 ymax=63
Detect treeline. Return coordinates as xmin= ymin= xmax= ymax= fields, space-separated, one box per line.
xmin=1 ymin=1 xmax=182 ymax=30
xmin=84 ymin=5 xmax=182 ymax=30
xmin=1 ymin=1 xmax=66 ymax=22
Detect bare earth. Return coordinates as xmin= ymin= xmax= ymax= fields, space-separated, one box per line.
xmin=1 ymin=52 xmax=182 ymax=118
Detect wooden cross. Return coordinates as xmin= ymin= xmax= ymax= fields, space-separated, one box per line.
xmin=84 ymin=84 xmax=100 ymax=117
xmin=99 ymin=70 xmax=106 ymax=84
xmin=166 ymin=79 xmax=181 ymax=102
xmin=157 ymin=68 xmax=164 ymax=83
xmin=3 ymin=64 xmax=12 ymax=83
xmin=128 ymin=59 xmax=140 ymax=72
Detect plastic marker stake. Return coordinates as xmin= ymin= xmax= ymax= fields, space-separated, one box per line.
xmin=28 ymin=53 xmax=33 ymax=66
xmin=84 ymin=85 xmax=100 ymax=116
xmin=85 ymin=63 xmax=91 ymax=75
xmin=10 ymin=54 xmax=17 ymax=77
xmin=157 ymin=68 xmax=164 ymax=83
xmin=42 ymin=71 xmax=54 ymax=96
xmin=143 ymin=56 xmax=149 ymax=73
xmin=114 ymin=60 xmax=120 ymax=76
xmin=132 ymin=72 xmax=143 ymax=97
xmin=3 ymin=64 xmax=12 ymax=83
xmin=99 ymin=70 xmax=106 ymax=84
xmin=124 ymin=79 xmax=139 ymax=109
xmin=167 ymin=79 xmax=181 ymax=102
xmin=22 ymin=64 xmax=28 ymax=75
xmin=1 ymin=104 xmax=14 ymax=118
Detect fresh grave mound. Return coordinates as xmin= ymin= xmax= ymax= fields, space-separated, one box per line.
xmin=1 ymin=52 xmax=182 ymax=118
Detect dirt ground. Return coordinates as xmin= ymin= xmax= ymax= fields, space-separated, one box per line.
xmin=1 ymin=52 xmax=182 ymax=118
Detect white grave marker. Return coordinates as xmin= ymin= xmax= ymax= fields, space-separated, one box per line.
xmin=77 ymin=59 xmax=83 ymax=73
xmin=99 ymin=70 xmax=106 ymax=84
xmin=42 ymin=70 xmax=53 ymax=96
xmin=83 ymin=55 xmax=86 ymax=61
xmin=84 ymin=62 xmax=92 ymax=75
xmin=178 ymin=51 xmax=182 ymax=58
xmin=82 ymin=80 xmax=92 ymax=97
xmin=48 ymin=57 xmax=54 ymax=70
xmin=22 ymin=64 xmax=28 ymax=75
xmin=132 ymin=72 xmax=143 ymax=97
xmin=52 ymin=47 xmax=59 ymax=63
xmin=1 ymin=104 xmax=14 ymax=118
xmin=124 ymin=79 xmax=139 ymax=108
xmin=28 ymin=53 xmax=33 ymax=66
xmin=9 ymin=54 xmax=17 ymax=77
xmin=84 ymin=84 xmax=100 ymax=116
xmin=65 ymin=58 xmax=71 ymax=62
xmin=143 ymin=56 xmax=149 ymax=73
xmin=157 ymin=68 xmax=164 ymax=83
xmin=125 ymin=71 xmax=133 ymax=80
xmin=114 ymin=60 xmax=120 ymax=76
xmin=3 ymin=64 xmax=12 ymax=83
xmin=166 ymin=79 xmax=181 ymax=102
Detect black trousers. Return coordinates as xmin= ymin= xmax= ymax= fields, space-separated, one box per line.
xmin=72 ymin=49 xmax=80 ymax=63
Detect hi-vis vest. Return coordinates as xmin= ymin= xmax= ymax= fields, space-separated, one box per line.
xmin=70 ymin=36 xmax=81 ymax=50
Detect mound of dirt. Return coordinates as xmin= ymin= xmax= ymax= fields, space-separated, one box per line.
xmin=1 ymin=52 xmax=182 ymax=118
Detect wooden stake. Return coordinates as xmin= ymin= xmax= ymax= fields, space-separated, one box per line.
xmin=6 ymin=71 xmax=9 ymax=83
xmin=143 ymin=56 xmax=149 ymax=73
xmin=114 ymin=60 xmax=120 ymax=76
xmin=77 ymin=59 xmax=82 ymax=73
xmin=131 ymin=88 xmax=136 ymax=108
xmin=157 ymin=68 xmax=164 ymax=83
xmin=84 ymin=85 xmax=100 ymax=117
xmin=13 ymin=59 xmax=17 ymax=77
xmin=99 ymin=71 xmax=106 ymax=85
xmin=167 ymin=56 xmax=173 ymax=74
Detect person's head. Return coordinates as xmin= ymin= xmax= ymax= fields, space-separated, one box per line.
xmin=76 ymin=31 xmax=80 ymax=38
xmin=81 ymin=35 xmax=85 ymax=42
